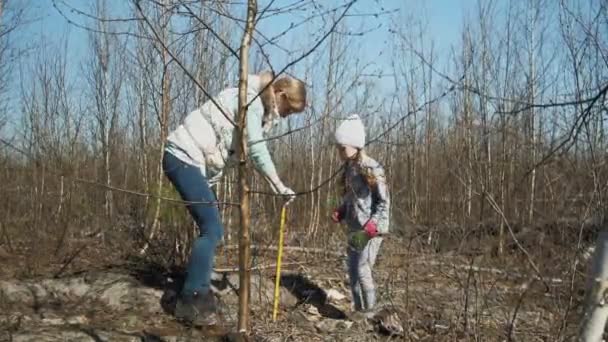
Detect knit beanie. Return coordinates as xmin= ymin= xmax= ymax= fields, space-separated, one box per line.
xmin=334 ymin=114 xmax=365 ymax=148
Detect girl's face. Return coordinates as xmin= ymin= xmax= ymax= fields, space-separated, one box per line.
xmin=336 ymin=144 xmax=358 ymax=161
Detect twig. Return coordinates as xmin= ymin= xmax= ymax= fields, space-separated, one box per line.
xmin=134 ymin=0 xmax=238 ymax=127
xmin=484 ymin=192 xmax=552 ymax=291
xmin=214 ymin=261 xmax=305 ymax=273
xmin=0 ymin=138 xmax=234 ymax=207
xmin=53 ymin=244 xmax=88 ymax=278
xmin=507 ymin=279 xmax=534 ymax=341
xmin=421 ymin=260 xmax=564 ymax=285
xmin=222 ymin=244 xmax=344 ymax=257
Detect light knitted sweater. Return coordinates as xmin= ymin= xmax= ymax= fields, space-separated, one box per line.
xmin=166 ymin=75 xmax=282 ymax=188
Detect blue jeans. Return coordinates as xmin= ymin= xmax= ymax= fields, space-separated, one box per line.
xmin=162 ymin=150 xmax=224 ymax=297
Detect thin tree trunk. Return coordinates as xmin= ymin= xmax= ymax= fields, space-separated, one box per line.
xmin=462 ymin=31 xmax=473 ymax=220
xmin=407 ymin=69 xmax=418 ymax=219
xmin=527 ymin=2 xmax=537 ymax=224
xmin=149 ymin=51 xmax=171 ymax=241
xmin=424 ymin=49 xmax=432 ymax=226
xmin=309 ymin=121 xmax=316 ymax=236
xmin=141 ymin=4 xmax=171 ymax=254
xmin=99 ymin=0 xmax=113 ymax=219
xmin=236 ymin=0 xmax=257 ymax=332
xmin=137 ymin=72 xmax=149 ymax=201
xmin=499 ymin=108 xmax=507 ymax=255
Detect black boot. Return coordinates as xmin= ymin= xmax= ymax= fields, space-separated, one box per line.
xmin=175 ymin=290 xmax=217 ymax=326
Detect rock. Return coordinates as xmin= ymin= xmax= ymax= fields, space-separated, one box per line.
xmin=306 ymin=304 xmax=321 ymax=318
xmin=0 ymin=272 xmax=163 ymax=313
xmin=38 ymin=312 xmax=87 ymax=326
xmin=372 ymin=308 xmax=404 ymax=336
xmin=219 ymin=273 xmax=298 ymax=307
xmin=288 ymin=310 xmax=317 ymax=330
xmin=66 ymin=315 xmax=88 ymax=325
xmin=96 ymin=275 xmax=163 ymax=313
xmin=347 ymin=311 xmax=368 ymax=323
xmin=325 ymin=289 xmax=347 ymax=304
xmin=10 ymin=327 xmax=142 ymax=342
xmin=0 ymin=281 xmax=46 ymax=306
xmin=314 ymin=318 xmax=353 ymax=333
xmin=8 ymin=325 xmax=233 ymax=342
xmin=40 ymin=317 xmax=65 ymax=326
xmin=123 ymin=314 xmax=139 ymax=328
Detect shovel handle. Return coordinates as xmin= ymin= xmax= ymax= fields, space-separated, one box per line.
xmin=272 ymin=204 xmax=288 ymax=321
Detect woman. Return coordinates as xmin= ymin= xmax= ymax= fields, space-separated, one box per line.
xmin=163 ymin=71 xmax=306 ymax=325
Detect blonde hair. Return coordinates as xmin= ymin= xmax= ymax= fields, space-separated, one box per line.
xmin=340 ymin=150 xmax=377 ymax=196
xmin=274 ymin=77 xmax=307 ymax=113
xmin=258 ymin=71 xmax=278 ymax=118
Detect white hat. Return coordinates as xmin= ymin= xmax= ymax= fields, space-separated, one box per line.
xmin=334 ymin=114 xmax=365 ymax=148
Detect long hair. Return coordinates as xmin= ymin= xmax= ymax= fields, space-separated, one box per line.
xmin=340 ymin=150 xmax=377 ymax=196
xmin=258 ymin=71 xmax=278 ymax=121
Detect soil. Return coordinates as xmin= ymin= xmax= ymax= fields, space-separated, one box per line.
xmin=0 ymin=231 xmax=589 ymax=341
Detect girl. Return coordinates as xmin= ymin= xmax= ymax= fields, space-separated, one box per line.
xmin=331 ymin=114 xmax=390 ymax=315
xmin=163 ymin=71 xmax=306 ymax=325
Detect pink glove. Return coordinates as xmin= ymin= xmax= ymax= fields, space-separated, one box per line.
xmin=363 ymin=220 xmax=378 ymax=238
xmin=331 ymin=208 xmax=342 ymax=223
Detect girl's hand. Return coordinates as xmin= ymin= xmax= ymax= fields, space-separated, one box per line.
xmin=349 ymin=231 xmax=370 ymax=251
xmin=363 ymin=220 xmax=378 ymax=238
xmin=331 ymin=208 xmax=342 ymax=223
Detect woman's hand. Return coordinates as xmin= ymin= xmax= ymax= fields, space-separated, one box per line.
xmin=278 ymin=185 xmax=296 ymax=204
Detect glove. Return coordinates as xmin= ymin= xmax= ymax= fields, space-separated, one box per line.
xmin=207 ymin=170 xmax=223 ymax=188
xmin=348 ymin=231 xmax=370 ymax=251
xmin=264 ymin=172 xmax=296 ymax=203
xmin=331 ymin=208 xmax=343 ymax=223
xmin=279 ymin=185 xmax=296 ymax=204
xmin=363 ymin=220 xmax=378 ymax=238
xmin=348 ymin=220 xmax=378 ymax=251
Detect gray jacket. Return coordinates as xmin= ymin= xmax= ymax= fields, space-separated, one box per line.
xmin=338 ymin=154 xmax=390 ymax=234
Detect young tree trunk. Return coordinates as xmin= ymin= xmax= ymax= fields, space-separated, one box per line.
xmin=308 ymin=121 xmax=316 ymax=235
xmin=424 ymin=48 xmax=432 ymax=226
xmin=137 ymin=75 xmax=149 ymax=208
xmin=149 ymin=47 xmax=171 ymax=244
xmin=141 ymin=1 xmax=172 ymax=255
xmin=236 ymin=0 xmax=257 ymax=332
xmin=526 ymin=0 xmax=539 ymax=224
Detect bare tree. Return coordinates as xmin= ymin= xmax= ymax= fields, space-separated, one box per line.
xmin=85 ymin=0 xmax=125 ymax=219
xmin=0 ymin=0 xmax=28 ymax=132
xmin=148 ymin=0 xmax=173 ymax=249
xmin=235 ymin=0 xmax=256 ymax=332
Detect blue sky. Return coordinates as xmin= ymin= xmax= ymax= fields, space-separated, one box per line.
xmin=25 ymin=0 xmax=473 ymax=74
xmin=4 ymin=0 xmax=478 ymax=134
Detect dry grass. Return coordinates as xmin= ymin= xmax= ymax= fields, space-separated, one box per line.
xmin=0 ymin=221 xmax=588 ymax=341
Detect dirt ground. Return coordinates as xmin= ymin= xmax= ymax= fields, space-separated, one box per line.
xmin=0 ymin=229 xmax=590 ymax=341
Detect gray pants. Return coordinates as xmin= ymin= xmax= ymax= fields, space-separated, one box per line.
xmin=347 ymin=237 xmax=382 ymax=311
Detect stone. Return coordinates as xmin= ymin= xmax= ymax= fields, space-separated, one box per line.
xmin=219 ymin=273 xmax=298 ymax=307
xmin=372 ymin=308 xmax=404 ymax=336
xmin=325 ymin=289 xmax=347 ymax=304
xmin=314 ymin=318 xmax=353 ymax=333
